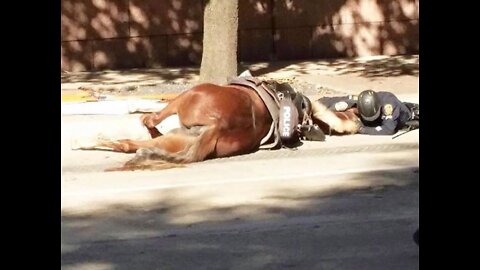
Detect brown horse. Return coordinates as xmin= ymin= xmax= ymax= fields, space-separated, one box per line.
xmin=74 ymin=80 xmax=360 ymax=171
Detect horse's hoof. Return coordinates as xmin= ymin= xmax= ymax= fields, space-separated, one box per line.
xmin=70 ymin=138 xmax=81 ymax=150
xmin=140 ymin=113 xmax=159 ymax=128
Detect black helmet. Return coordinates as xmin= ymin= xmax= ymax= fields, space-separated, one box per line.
xmin=358 ymin=90 xmax=381 ymax=121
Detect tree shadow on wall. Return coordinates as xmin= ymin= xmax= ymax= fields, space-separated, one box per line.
xmin=61 ymin=0 xmax=206 ymax=72
xmin=62 ymin=0 xmax=419 ymax=80
xmin=240 ymin=0 xmax=419 ymax=78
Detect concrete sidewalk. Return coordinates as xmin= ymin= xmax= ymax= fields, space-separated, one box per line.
xmin=61 ymin=54 xmax=419 ymax=104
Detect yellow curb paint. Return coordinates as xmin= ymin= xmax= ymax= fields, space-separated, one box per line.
xmin=61 ymin=93 xmax=98 ymax=102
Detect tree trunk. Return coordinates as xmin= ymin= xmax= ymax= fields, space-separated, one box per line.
xmin=200 ymin=0 xmax=238 ymax=85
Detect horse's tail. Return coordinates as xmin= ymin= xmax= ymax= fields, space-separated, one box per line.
xmin=311 ymin=100 xmax=359 ymax=134
xmin=113 ymin=125 xmax=219 ymax=171
xmin=105 ymin=160 xmax=185 ymax=172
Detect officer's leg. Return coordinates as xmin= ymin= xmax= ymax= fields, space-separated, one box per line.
xmin=399 ymin=103 xmax=420 ymax=131
xmin=403 ymin=102 xmax=419 ymax=120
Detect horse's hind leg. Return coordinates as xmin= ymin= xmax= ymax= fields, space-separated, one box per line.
xmin=95 ymin=139 xmax=159 ymax=153
xmin=214 ymin=129 xmax=259 ymax=158
xmin=80 ymin=132 xmax=195 ymax=153
xmin=72 ymin=124 xmax=215 ymax=163
xmin=71 ymin=137 xmax=161 ymax=152
xmin=127 ymin=125 xmax=220 ymax=164
xmin=104 ymin=134 xmax=197 ymax=171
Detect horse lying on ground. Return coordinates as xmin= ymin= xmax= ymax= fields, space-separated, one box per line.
xmin=73 ymin=77 xmax=360 ymax=171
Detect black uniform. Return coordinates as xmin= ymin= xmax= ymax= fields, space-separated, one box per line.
xmin=317 ymin=92 xmax=412 ymax=135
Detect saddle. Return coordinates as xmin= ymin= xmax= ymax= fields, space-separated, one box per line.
xmin=228 ymin=76 xmax=325 ymax=149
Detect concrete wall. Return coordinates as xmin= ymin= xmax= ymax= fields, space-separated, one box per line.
xmin=61 ymin=0 xmax=419 ymax=72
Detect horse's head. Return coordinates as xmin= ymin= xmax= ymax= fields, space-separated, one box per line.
xmin=263 ymin=80 xmax=325 ymax=143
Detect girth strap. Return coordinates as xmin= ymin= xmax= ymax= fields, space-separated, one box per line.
xmin=228 ymin=76 xmax=282 ymax=149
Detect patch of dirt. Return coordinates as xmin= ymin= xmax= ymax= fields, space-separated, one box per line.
xmin=74 ymin=77 xmax=349 ymax=100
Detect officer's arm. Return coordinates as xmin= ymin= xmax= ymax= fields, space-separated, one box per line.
xmin=358 ymin=119 xmax=397 ymax=135
xmin=358 ymin=104 xmax=399 ymax=135
xmin=318 ymin=96 xmax=356 ymax=111
xmin=317 ymin=96 xmax=347 ymax=110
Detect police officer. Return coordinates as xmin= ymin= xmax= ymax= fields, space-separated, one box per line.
xmin=317 ymin=90 xmax=416 ymax=135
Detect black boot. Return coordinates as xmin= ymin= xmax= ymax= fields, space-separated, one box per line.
xmin=404 ymin=102 xmax=419 ymax=121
